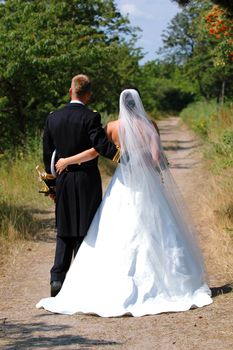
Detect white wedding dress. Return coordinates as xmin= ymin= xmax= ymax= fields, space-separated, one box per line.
xmin=36 ymin=89 xmax=212 ymax=317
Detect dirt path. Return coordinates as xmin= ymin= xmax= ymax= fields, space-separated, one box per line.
xmin=1 ymin=117 xmax=233 ymax=350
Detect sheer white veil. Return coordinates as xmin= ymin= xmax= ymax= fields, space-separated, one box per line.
xmin=119 ymin=89 xmax=165 ymax=184
xmin=118 ymin=89 xmax=207 ymax=290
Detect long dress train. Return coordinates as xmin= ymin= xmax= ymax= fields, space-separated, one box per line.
xmin=36 ymin=165 xmax=212 ymax=317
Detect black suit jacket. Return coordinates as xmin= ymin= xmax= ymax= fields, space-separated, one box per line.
xmin=43 ymin=102 xmax=117 ymax=173
xmin=42 ymin=102 xmax=117 ymax=238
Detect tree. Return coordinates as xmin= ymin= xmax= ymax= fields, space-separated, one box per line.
xmin=205 ymin=5 xmax=233 ymax=63
xmin=136 ymin=61 xmax=194 ymax=114
xmin=0 ymin=0 xmax=141 ymax=151
xmin=172 ymin=0 xmax=233 ymax=14
xmin=159 ymin=0 xmax=233 ymax=101
xmin=159 ymin=4 xmax=201 ymax=64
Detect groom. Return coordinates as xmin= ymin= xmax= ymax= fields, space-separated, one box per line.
xmin=43 ymin=74 xmax=117 ymax=296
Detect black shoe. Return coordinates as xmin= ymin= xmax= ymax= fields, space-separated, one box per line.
xmin=50 ymin=281 xmax=62 ymax=297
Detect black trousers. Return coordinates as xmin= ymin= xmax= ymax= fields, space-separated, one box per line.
xmin=51 ymin=167 xmax=102 ymax=284
xmin=50 ymin=235 xmax=84 ymax=283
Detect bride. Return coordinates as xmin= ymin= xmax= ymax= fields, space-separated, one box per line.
xmin=36 ymin=89 xmax=212 ymax=317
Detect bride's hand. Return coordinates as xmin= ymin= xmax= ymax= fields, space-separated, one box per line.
xmin=55 ymin=158 xmax=68 ymax=174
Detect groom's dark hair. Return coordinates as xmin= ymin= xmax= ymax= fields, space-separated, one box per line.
xmin=72 ymin=74 xmax=92 ymax=97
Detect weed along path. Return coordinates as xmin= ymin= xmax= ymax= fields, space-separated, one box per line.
xmin=1 ymin=117 xmax=233 ymax=350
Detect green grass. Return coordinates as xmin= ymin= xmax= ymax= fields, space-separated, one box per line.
xmin=181 ymin=100 xmax=233 ymax=231
xmin=100 ymin=112 xmax=117 ymax=126
xmin=0 ymin=135 xmax=50 ymax=250
xmin=181 ymin=100 xmax=233 ymax=171
xmin=180 ymin=100 xmax=218 ymax=137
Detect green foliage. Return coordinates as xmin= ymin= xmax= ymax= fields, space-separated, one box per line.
xmin=207 ymin=128 xmax=233 ymax=170
xmin=181 ymin=101 xmax=233 ymax=169
xmin=0 ymin=0 xmax=141 ymax=152
xmin=160 ymin=0 xmax=233 ymax=102
xmin=210 ymin=129 xmax=233 ymax=161
xmin=99 ymin=112 xmax=117 ymax=126
xmin=181 ymin=100 xmax=233 ymax=228
xmin=160 ymin=3 xmax=201 ymax=63
xmin=180 ymin=100 xmax=218 ymax=136
xmin=172 ymin=0 xmax=233 ymax=14
xmin=205 ymin=5 xmax=233 ymax=67
xmin=136 ymin=61 xmax=194 ymax=116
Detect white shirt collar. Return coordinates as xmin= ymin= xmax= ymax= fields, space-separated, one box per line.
xmin=70 ymin=99 xmax=85 ymax=105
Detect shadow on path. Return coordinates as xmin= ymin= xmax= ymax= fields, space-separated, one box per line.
xmin=169 ymin=161 xmax=200 ymax=170
xmin=162 ymin=139 xmax=199 ymax=152
xmin=211 ymin=282 xmax=233 ymax=297
xmin=1 ymin=320 xmax=121 ymax=349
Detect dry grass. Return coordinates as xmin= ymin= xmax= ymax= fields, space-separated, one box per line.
xmin=205 ymin=107 xmax=233 ymax=234
xmin=181 ymin=102 xmax=233 ymax=236
xmin=206 ymin=171 xmax=233 ymax=233
xmin=0 ymin=139 xmax=50 ymax=265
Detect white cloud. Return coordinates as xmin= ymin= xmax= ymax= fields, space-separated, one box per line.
xmin=120 ymin=2 xmax=153 ymax=20
xmin=116 ymin=0 xmax=180 ymax=62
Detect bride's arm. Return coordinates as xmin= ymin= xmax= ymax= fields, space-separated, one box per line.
xmin=150 ymin=136 xmax=161 ymax=163
xmin=151 ymin=120 xmax=160 ymax=135
xmin=55 ymin=148 xmax=99 ymax=174
xmin=149 ymin=121 xmax=161 ymax=163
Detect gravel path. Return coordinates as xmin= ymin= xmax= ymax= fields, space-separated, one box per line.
xmin=1 ymin=117 xmax=233 ymax=350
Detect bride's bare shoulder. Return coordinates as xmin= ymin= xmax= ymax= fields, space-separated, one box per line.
xmin=106 ymin=120 xmax=119 ymax=128
xmin=105 ymin=120 xmax=119 ymax=133
xmin=105 ymin=120 xmax=120 ymax=145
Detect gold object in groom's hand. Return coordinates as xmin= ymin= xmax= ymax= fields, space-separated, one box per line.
xmin=112 ymin=145 xmax=121 ymax=163
xmin=36 ymin=165 xmax=56 ymax=197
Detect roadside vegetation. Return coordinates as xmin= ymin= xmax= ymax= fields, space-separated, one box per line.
xmin=181 ymin=101 xmax=233 ymax=234
xmin=0 ymin=137 xmax=50 ymax=263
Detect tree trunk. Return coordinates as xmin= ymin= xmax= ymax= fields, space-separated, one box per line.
xmin=197 ymin=75 xmax=208 ymax=100
xmin=220 ymin=80 xmax=225 ymax=106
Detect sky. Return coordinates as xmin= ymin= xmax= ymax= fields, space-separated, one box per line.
xmin=115 ymin=0 xmax=180 ymax=63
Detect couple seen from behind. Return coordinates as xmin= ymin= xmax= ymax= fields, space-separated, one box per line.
xmin=36 ymin=74 xmax=212 ymax=317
